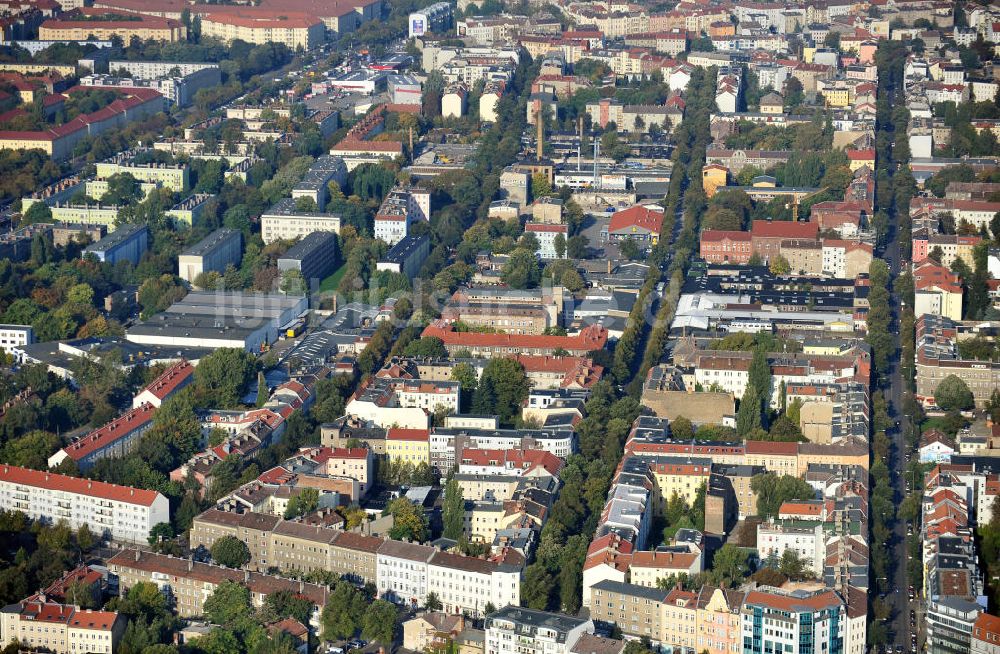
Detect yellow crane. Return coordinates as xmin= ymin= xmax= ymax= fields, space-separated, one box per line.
xmin=791 ymin=186 xmax=829 ymax=222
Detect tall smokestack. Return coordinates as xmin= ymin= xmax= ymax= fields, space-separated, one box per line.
xmin=408 ymin=126 xmax=413 ymax=156
xmin=537 ymin=106 xmax=543 ymax=160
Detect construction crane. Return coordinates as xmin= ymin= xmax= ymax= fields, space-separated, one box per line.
xmin=790 ymin=186 xmax=829 ymax=222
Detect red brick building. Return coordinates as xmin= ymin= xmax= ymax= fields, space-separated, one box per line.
xmin=700 ymin=229 xmax=752 ymax=264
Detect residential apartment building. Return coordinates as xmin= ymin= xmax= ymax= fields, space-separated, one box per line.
xmin=261 ymin=198 xmax=342 ymax=244
xmin=972 ymin=612 xmax=1000 ymax=654
xmin=756 ymin=523 xmax=826 ymax=578
xmin=486 ymin=607 xmax=593 ymax=654
xmin=915 ymin=315 xmax=1000 ymax=407
xmin=132 ymin=359 xmax=194 ymax=409
xmin=190 ymin=509 xmax=280 ymax=571
xmin=428 ymin=426 xmax=576 ymax=473
xmin=39 ymin=15 xmax=185 ymax=42
xmin=912 ymin=230 xmax=981 ymax=269
xmin=525 ymin=222 xmax=568 ymax=260
xmin=47 ymin=403 xmax=156 ymax=471
xmin=377 ymin=540 xmax=436 ymax=607
xmin=95 ymin=154 xmax=189 ymax=192
xmin=376 ymin=234 xmax=431 ymax=279
xmin=107 ymin=549 xmax=329 ymax=618
xmin=420 ymin=321 xmax=608 ymax=357
xmin=590 ymin=581 xmax=668 ymax=644
xmin=427 ymin=550 xmax=521 ymax=618
xmin=0 ymin=465 xmax=169 ymax=544
xmin=0 ymin=600 xmax=124 ymax=654
xmin=740 ymin=588 xmax=845 ymax=654
xmin=200 ymin=11 xmax=325 ymax=49
xmin=178 ymin=228 xmax=243 ymax=284
xmin=84 ymin=223 xmax=149 ymax=266
xmin=386 ymin=428 xmax=432 ymax=466
xmin=278 ymin=231 xmax=339 ymax=285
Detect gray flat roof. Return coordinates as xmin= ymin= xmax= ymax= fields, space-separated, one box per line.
xmin=180 ymin=228 xmax=241 ymax=257
xmin=381 ymin=234 xmax=429 ymax=264
xmin=486 ymin=606 xmax=589 ymax=633
xmin=280 ymin=231 xmax=337 ymax=262
xmin=263 ymin=198 xmax=342 ymax=219
xmin=85 ymin=222 xmax=147 ymax=253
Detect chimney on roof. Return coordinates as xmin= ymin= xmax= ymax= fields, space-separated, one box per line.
xmin=134 ymin=549 xmax=140 ymax=562
xmin=244 ymin=569 xmax=250 ymax=583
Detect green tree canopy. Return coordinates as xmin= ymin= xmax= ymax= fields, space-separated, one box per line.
xmin=751 ymin=473 xmax=816 ymax=519
xmin=442 ymin=477 xmax=465 ymax=540
xmin=210 ymin=535 xmax=251 ymax=568
xmin=203 ymin=579 xmax=253 ymax=625
xmin=194 ymin=348 xmax=256 ymax=408
xmin=934 ymin=374 xmax=974 ymax=412
xmin=403 ymin=336 xmax=448 ymax=358
xmin=478 ymin=357 xmax=530 ymax=425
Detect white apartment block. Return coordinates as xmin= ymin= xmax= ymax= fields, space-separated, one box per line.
xmin=427 ymin=551 xmax=521 ymax=618
xmin=0 ymin=324 xmax=32 ymax=356
xmin=428 ymin=429 xmax=575 ymax=472
xmin=755 ymin=523 xmax=826 ymax=579
xmin=525 ymin=223 xmax=568 ymax=260
xmin=108 ymin=61 xmax=219 ymax=79
xmin=740 ymin=589 xmax=844 ymax=654
xmin=0 ymin=465 xmax=169 ymax=544
xmin=376 ymin=540 xmax=436 ymax=607
xmin=396 ymin=381 xmax=461 ymax=414
xmin=486 ymin=607 xmax=593 ymax=654
xmin=374 ymin=214 xmax=409 ymax=246
xmin=260 ymin=202 xmax=342 ymax=244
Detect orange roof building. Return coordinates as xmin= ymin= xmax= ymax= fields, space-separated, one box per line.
xmin=47 ymin=403 xmax=156 ymax=471
xmin=2 ymin=598 xmax=125 ymax=654
xmin=0 ymin=464 xmax=169 ymax=543
xmin=421 ymin=321 xmax=608 ymax=357
xmin=607 ymin=204 xmax=666 ymax=244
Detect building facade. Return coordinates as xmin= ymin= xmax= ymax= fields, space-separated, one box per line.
xmin=0 ymin=465 xmax=169 ymax=543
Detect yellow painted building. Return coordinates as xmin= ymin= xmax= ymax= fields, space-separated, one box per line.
xmin=385 ymin=428 xmax=430 ymax=466
xmin=0 ymin=135 xmax=53 ymax=156
xmin=39 ymin=18 xmax=186 ymax=42
xmin=702 ymin=164 xmax=728 ymax=198
xmin=201 ymin=13 xmax=325 ymax=50
xmin=650 ymin=460 xmax=712 ymax=512
xmin=95 ymin=161 xmax=189 ymax=192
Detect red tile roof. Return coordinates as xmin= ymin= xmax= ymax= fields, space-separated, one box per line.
xmin=973 ymin=612 xmax=1000 ymax=644
xmin=701 ymin=229 xmax=750 ymax=242
xmin=608 ymin=204 xmax=665 ymax=234
xmin=744 ymin=440 xmax=798 ymax=455
xmin=459 ymin=448 xmax=563 ymax=475
xmin=421 ymin=321 xmax=608 ymax=353
xmin=387 ymin=428 xmax=430 ymax=441
xmin=751 ymin=220 xmax=818 ymax=239
xmin=138 ymin=359 xmax=193 ymax=401
xmin=743 ymin=589 xmax=842 ymax=612
xmin=0 ymin=464 xmax=162 ymax=506
xmin=203 ymin=11 xmax=322 ymax=29
xmin=59 ymin=403 xmax=156 ymax=462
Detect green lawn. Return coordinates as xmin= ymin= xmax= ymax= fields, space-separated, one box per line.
xmin=319 ymin=263 xmax=347 ymax=293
